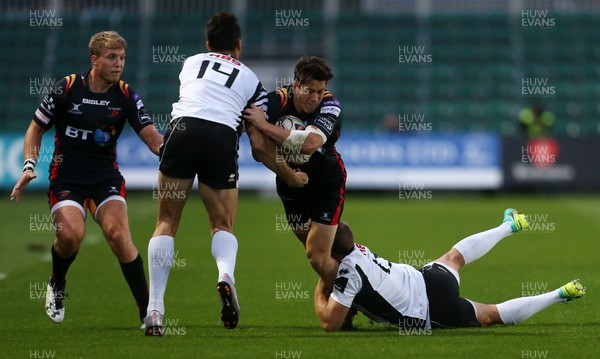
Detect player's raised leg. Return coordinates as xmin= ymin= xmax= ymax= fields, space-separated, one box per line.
xmin=95 ymin=197 xmax=148 ymax=327
xmin=469 ymin=279 xmax=586 ymax=327
xmin=45 ymin=205 xmax=85 ymax=324
xmin=434 ymin=208 xmax=529 ymax=275
xmin=199 ymin=183 xmax=240 ymax=329
xmin=145 ymin=172 xmax=193 ymax=336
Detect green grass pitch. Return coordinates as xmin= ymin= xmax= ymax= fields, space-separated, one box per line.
xmin=1 ymin=191 xmax=598 ymax=358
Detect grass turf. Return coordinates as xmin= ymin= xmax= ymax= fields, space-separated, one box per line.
xmin=0 ymin=191 xmax=597 ymax=358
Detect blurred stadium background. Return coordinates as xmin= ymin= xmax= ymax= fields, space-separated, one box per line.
xmin=1 ymin=0 xmax=600 ymax=192
xmin=2 ymin=2 xmax=598 ymax=357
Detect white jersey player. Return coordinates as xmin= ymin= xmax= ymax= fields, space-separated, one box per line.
xmin=332 ymin=243 xmax=430 ymax=328
xmin=315 ymin=210 xmax=586 ymax=331
xmin=171 ymin=52 xmax=265 ymax=131
xmin=144 ymin=13 xmax=305 ymax=336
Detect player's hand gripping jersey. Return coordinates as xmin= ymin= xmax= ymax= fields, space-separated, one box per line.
xmin=33 ymin=72 xmax=153 ymax=184
xmin=264 ymin=86 xmax=345 ymax=183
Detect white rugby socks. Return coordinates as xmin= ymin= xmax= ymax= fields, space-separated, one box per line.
xmin=496 ymin=290 xmax=563 ymax=325
xmin=147 ymin=235 xmax=174 ymax=315
xmin=452 ymin=222 xmax=513 ymax=265
xmin=211 ymin=230 xmax=238 ymax=284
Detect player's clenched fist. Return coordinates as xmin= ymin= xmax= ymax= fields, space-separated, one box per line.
xmin=289 ymin=170 xmax=309 ymax=188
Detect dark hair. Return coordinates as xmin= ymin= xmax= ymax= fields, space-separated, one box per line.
xmin=206 ymin=13 xmax=241 ymax=52
xmin=294 ymin=56 xmax=334 ymax=85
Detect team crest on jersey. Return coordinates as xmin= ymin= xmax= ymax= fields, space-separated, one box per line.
xmin=334 ymin=277 xmax=349 ymax=293
xmin=58 ymin=190 xmax=70 ymax=198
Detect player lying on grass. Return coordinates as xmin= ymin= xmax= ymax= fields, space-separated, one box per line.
xmin=315 ymin=209 xmax=586 ymax=331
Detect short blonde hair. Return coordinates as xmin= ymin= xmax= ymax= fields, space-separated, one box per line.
xmin=89 ymin=31 xmax=127 ymax=57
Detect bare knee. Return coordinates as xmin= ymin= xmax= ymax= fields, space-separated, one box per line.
xmin=475 ymin=303 xmax=502 ymax=327
xmin=306 ymin=247 xmax=331 ymax=273
xmin=104 ymin=223 xmax=130 ymax=246
xmin=55 ymin=222 xmax=85 ymax=256
xmin=103 ymin=223 xmax=135 ymax=257
xmin=436 ymin=249 xmax=465 ymax=271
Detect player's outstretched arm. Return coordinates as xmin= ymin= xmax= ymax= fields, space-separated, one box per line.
xmin=314 ymin=278 xmax=349 ymax=332
xmin=10 ymin=120 xmax=45 ymax=203
xmin=246 ymin=122 xmax=308 ymax=188
xmin=138 ymin=125 xmax=164 ymax=156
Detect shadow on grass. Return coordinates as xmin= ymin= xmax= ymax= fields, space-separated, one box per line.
xmin=98 ymin=322 xmax=600 ymax=340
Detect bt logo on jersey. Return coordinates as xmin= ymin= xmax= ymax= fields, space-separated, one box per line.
xmin=65 ymin=126 xmax=92 ymax=140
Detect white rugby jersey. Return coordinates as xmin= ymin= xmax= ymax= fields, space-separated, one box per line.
xmin=171 ymin=52 xmax=267 ymax=131
xmin=331 ymin=244 xmax=430 ymax=328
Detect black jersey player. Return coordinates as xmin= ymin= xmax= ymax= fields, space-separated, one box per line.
xmin=243 ymin=56 xmax=350 ymax=289
xmin=10 ymin=31 xmax=163 ymax=328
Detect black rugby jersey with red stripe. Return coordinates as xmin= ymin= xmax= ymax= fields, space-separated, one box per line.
xmin=264 ymin=86 xmax=344 ymax=180
xmin=33 ymin=71 xmax=153 ymax=184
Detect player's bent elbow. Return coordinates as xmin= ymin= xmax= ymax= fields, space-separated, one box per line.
xmin=248 ymin=137 xmax=268 ymax=162
xmin=247 ymin=131 xmax=269 ymax=162
xmin=250 ymin=147 xmax=263 ymax=163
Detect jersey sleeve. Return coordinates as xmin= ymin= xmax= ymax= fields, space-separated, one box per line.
xmin=32 ymin=75 xmax=72 ymax=130
xmin=247 ymin=81 xmax=268 ymax=111
xmin=330 ymin=262 xmax=362 ymax=308
xmin=264 ymin=89 xmax=288 ymax=124
xmin=312 ymin=97 xmax=342 ymax=139
xmin=121 ymin=82 xmax=153 ymax=134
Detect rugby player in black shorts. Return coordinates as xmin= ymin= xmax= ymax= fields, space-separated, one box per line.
xmin=10 ymin=31 xmax=163 ymax=328
xmin=314 ymin=210 xmax=586 ymax=331
xmin=244 ymin=56 xmax=349 ymax=289
xmin=143 ymin=13 xmax=307 ymax=335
